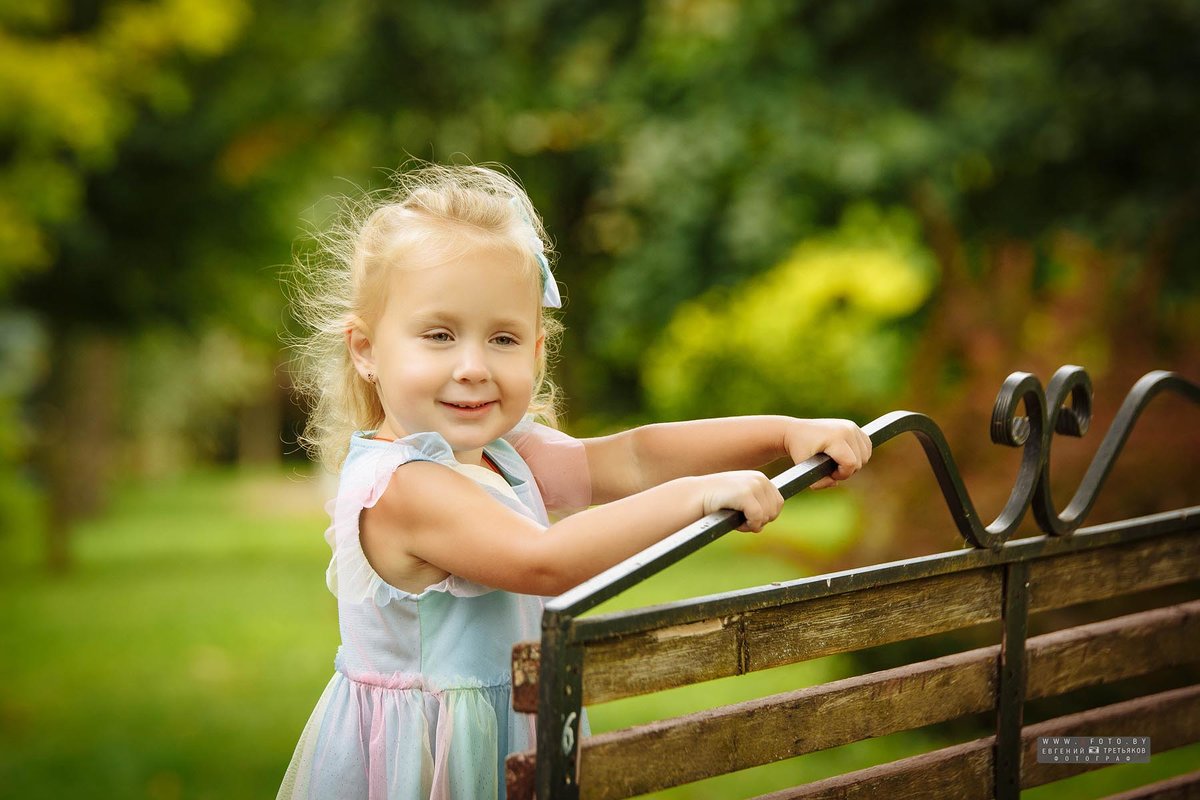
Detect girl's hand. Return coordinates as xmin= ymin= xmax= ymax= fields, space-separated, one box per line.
xmin=697 ymin=471 xmax=784 ymax=532
xmin=784 ymin=418 xmax=873 ymax=490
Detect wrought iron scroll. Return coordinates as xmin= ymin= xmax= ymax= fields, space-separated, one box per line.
xmin=864 ymin=369 xmax=1049 ymax=550
xmin=863 ymin=366 xmax=1199 ymax=550
xmin=546 ymin=366 xmax=1199 ymax=620
xmin=1032 ymin=367 xmax=1200 ymax=536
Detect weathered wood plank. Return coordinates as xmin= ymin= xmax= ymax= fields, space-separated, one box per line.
xmin=1022 ymin=684 xmax=1200 ymax=788
xmin=506 ymin=618 xmax=1200 ymax=800
xmin=505 ymin=748 xmax=535 ymax=800
xmin=739 ymin=568 xmax=1001 ymax=674
xmin=575 ymin=646 xmax=998 ymax=800
xmin=509 ymin=601 xmax=1200 ymax=797
xmin=1103 ymin=770 xmax=1200 ymax=800
xmin=747 ymin=738 xmax=993 ymax=800
xmin=569 ymin=508 xmax=1199 ymax=647
xmin=582 ymin=613 xmax=740 ymax=707
xmin=741 ymin=603 xmax=1200 ymax=799
xmin=511 ymin=641 xmax=540 ymax=715
xmin=1029 ymin=533 xmax=1200 ymax=612
xmin=1026 ymin=600 xmax=1200 ymax=700
xmin=514 ymin=578 xmax=1200 ymax=714
xmin=512 ymin=569 xmax=1001 ymax=711
xmin=748 ymin=684 xmax=1200 ymax=800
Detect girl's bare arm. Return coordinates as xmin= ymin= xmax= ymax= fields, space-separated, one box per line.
xmin=363 ymin=461 xmax=782 ymax=596
xmin=582 ymin=415 xmax=872 ymax=503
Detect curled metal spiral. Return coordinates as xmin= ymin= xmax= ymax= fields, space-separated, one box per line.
xmin=863 ymin=367 xmax=1200 ymax=550
xmin=1032 ymin=367 xmax=1200 ymax=537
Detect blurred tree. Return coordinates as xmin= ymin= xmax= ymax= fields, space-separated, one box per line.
xmin=567 ymin=0 xmax=1200 ymax=560
xmin=5 ymin=0 xmax=1198 ymax=569
xmin=2 ymin=0 xmax=252 ymax=569
xmin=0 ymin=0 xmax=250 ymax=290
xmin=579 ymin=0 xmax=1200 ymax=379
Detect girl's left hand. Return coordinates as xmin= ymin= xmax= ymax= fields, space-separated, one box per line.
xmin=783 ymin=418 xmax=873 ymax=490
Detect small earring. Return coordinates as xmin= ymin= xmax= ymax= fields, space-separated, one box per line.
xmin=366 ymin=372 xmax=376 ymax=384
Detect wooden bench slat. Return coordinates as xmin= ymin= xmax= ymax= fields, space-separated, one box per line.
xmin=513 ymin=574 xmax=1200 ymax=714
xmin=505 ymin=748 xmax=536 ymax=800
xmin=748 ymin=685 xmax=1200 ymax=800
xmin=739 ymin=681 xmax=1200 ymax=800
xmin=747 ymin=737 xmax=993 ymax=800
xmin=1029 ymin=532 xmax=1200 ymax=613
xmin=508 ymin=601 xmax=1200 ymax=799
xmin=580 ymin=666 xmax=1200 ymax=799
xmin=511 ymin=641 xmax=540 ymax=715
xmin=740 ymin=568 xmax=999 ymax=675
xmin=512 ymin=568 xmax=1001 ymax=712
xmin=575 ymin=646 xmax=998 ymax=800
xmin=1027 ymin=599 xmax=1200 ymax=701
xmin=1022 ymin=684 xmax=1200 ymax=789
xmin=1102 ymin=770 xmax=1200 ymax=800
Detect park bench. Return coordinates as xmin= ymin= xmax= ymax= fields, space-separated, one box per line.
xmin=505 ymin=366 xmax=1200 ymax=799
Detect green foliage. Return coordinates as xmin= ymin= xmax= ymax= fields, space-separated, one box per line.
xmin=0 ymin=0 xmax=249 ymax=290
xmin=580 ymin=0 xmax=1200 ymax=386
xmin=6 ymin=0 xmax=1198 ymax=435
xmin=643 ymin=204 xmax=936 ymax=420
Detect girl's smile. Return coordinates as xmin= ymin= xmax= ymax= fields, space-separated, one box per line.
xmin=349 ymin=240 xmax=543 ymax=466
xmin=439 ymin=399 xmax=498 ymax=416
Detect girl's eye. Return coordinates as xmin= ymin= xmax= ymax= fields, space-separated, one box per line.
xmin=492 ymin=335 xmax=518 ymax=346
xmin=424 ymin=331 xmax=453 ymax=342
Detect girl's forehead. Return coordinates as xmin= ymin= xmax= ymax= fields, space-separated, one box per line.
xmin=388 ymin=243 xmax=541 ymax=322
xmin=403 ymin=235 xmax=524 ymax=271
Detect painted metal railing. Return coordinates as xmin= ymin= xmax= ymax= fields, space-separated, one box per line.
xmin=528 ymin=366 xmax=1200 ymax=799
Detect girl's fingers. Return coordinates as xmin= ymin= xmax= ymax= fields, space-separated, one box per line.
xmin=738 ymin=501 xmax=763 ymax=532
xmin=744 ymin=484 xmax=782 ymax=532
xmin=855 ymin=429 xmax=872 ymax=466
xmin=826 ymin=441 xmax=862 ymax=481
xmin=836 ymin=424 xmax=872 ymax=471
xmin=715 ymin=473 xmax=784 ymax=532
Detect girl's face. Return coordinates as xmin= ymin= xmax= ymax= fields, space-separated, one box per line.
xmin=350 ymin=241 xmax=543 ymax=466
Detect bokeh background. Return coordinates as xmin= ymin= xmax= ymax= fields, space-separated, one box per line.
xmin=2 ymin=1 xmax=1199 ymax=798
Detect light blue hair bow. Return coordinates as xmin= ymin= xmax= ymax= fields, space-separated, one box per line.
xmin=510 ymin=197 xmax=562 ymax=308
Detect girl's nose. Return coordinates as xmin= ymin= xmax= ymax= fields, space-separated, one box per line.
xmin=453 ymin=344 xmax=491 ymax=382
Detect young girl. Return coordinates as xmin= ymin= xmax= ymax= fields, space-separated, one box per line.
xmin=278 ymin=164 xmax=872 ymax=800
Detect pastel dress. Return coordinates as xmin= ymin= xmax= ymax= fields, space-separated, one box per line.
xmin=278 ymin=420 xmax=591 ymax=800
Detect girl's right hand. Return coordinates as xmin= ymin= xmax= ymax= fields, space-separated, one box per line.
xmin=696 ymin=471 xmax=784 ymax=532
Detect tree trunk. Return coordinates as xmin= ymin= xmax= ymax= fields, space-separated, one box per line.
xmin=237 ymin=366 xmax=283 ymax=468
xmin=42 ymin=331 xmax=123 ymax=572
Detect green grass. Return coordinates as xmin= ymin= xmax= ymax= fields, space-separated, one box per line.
xmin=1 ymin=472 xmax=1196 ymax=799
xmin=0 ymin=470 xmax=338 ymax=800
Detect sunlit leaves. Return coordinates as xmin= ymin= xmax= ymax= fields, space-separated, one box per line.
xmin=0 ymin=0 xmax=248 ymax=286
xmin=644 ymin=204 xmax=937 ymax=420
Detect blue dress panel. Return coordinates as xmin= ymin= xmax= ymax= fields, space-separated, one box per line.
xmin=279 ymin=421 xmax=589 ymax=800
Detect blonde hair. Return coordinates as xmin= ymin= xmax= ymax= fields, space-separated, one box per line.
xmin=288 ymin=163 xmax=564 ymax=471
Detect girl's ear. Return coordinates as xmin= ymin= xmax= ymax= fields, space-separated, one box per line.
xmin=346 ymin=321 xmax=376 ymax=382
xmin=534 ymin=333 xmax=545 ymax=360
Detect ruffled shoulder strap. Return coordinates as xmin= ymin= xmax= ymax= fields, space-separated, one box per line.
xmin=324 ymin=431 xmax=493 ymax=605
xmin=340 ymin=431 xmax=457 ymax=511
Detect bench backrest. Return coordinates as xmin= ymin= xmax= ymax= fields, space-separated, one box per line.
xmin=507 ymin=367 xmax=1200 ymax=799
